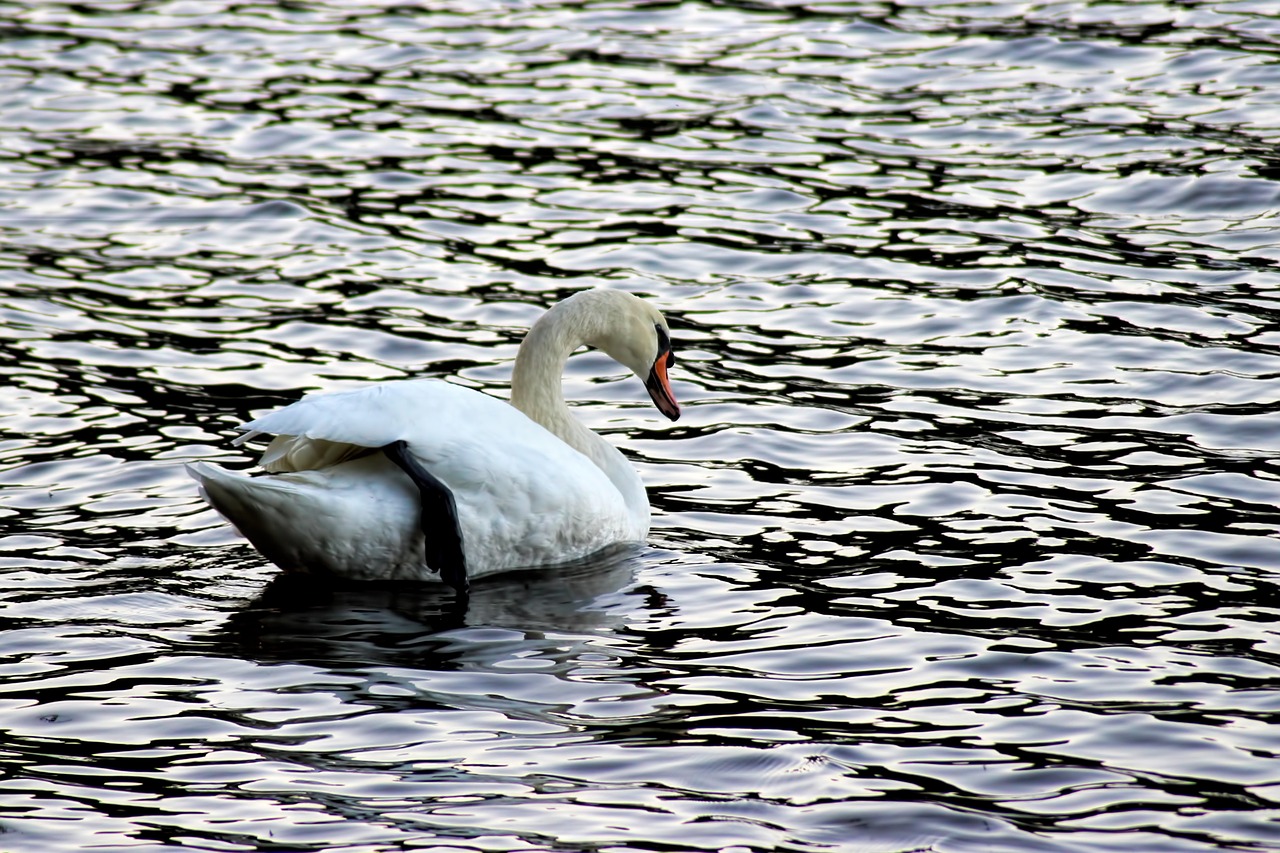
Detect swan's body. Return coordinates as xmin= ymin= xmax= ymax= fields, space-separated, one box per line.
xmin=188 ymin=289 xmax=679 ymax=591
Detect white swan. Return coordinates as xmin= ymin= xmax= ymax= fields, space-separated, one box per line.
xmin=187 ymin=288 xmax=679 ymax=593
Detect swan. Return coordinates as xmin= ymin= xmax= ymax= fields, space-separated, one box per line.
xmin=186 ymin=288 xmax=679 ymax=594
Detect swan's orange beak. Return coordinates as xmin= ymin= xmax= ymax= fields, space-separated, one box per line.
xmin=646 ymin=350 xmax=680 ymax=421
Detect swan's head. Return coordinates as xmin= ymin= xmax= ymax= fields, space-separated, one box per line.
xmin=574 ymin=290 xmax=681 ymax=422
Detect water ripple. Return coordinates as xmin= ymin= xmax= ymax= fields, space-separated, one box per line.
xmin=3 ymin=1 xmax=1280 ymax=851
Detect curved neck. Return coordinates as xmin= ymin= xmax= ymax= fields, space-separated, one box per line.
xmin=509 ymin=291 xmax=616 ymax=439
xmin=509 ymin=312 xmax=578 ymax=435
xmin=507 ymin=294 xmax=650 ymax=532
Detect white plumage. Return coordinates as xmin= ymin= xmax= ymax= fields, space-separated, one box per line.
xmin=187 ymin=289 xmax=680 ymax=589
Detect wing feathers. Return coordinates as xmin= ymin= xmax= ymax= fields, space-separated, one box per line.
xmin=242 ymin=380 xmax=485 ymax=445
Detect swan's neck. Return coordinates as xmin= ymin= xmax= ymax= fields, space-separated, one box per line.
xmin=509 ymin=300 xmax=650 ymax=531
xmin=509 ymin=316 xmax=578 ymax=437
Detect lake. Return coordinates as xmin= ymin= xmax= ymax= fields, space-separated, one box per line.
xmin=2 ymin=1 xmax=1280 ymax=851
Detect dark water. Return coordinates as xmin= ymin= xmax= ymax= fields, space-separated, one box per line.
xmin=3 ymin=1 xmax=1280 ymax=851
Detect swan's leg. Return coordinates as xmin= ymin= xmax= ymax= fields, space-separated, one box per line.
xmin=381 ymin=440 xmax=469 ymax=596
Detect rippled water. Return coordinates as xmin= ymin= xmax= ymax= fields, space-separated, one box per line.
xmin=4 ymin=1 xmax=1280 ymax=851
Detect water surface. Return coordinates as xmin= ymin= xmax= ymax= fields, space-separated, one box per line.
xmin=3 ymin=1 xmax=1280 ymax=851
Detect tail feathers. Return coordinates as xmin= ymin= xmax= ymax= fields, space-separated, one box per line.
xmin=186 ymin=457 xmax=427 ymax=580
xmin=188 ymin=461 xmax=281 ymax=519
xmin=186 ymin=461 xmax=306 ymax=570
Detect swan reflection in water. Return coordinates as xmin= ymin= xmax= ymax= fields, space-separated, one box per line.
xmin=213 ymin=544 xmax=656 ymax=669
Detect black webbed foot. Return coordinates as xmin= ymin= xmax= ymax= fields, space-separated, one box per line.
xmin=382 ymin=440 xmax=469 ymax=597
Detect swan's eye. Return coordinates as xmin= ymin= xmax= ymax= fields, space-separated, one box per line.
xmin=655 ymin=324 xmax=675 ymax=366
